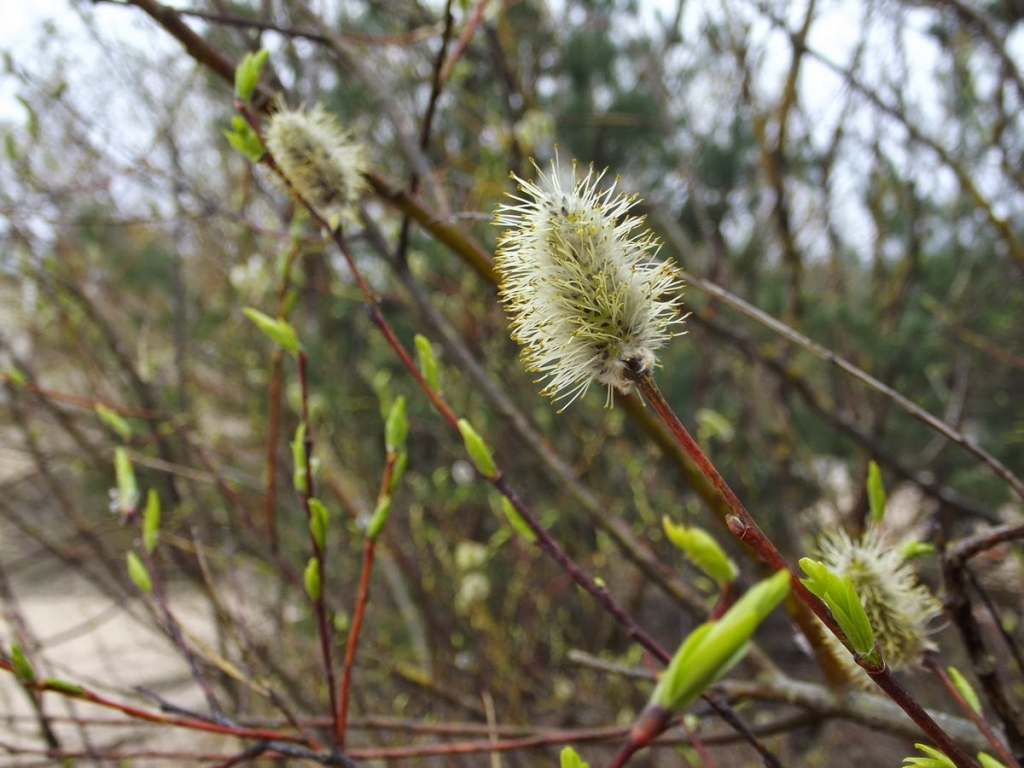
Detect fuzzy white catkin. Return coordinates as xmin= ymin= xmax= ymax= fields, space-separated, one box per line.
xmin=493 ymin=156 xmax=685 ymax=409
xmin=264 ymin=105 xmax=368 ymax=227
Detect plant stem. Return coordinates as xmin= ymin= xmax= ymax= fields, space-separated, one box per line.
xmin=297 ymin=351 xmax=341 ymax=744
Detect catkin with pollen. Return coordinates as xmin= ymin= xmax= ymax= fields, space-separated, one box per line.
xmin=493 ymin=156 xmax=685 ymax=408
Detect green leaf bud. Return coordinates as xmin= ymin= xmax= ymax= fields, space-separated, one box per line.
xmin=291 ymin=422 xmax=308 ymax=494
xmin=903 ymin=744 xmax=956 ymax=767
xmin=142 ymin=489 xmax=161 ymax=554
xmin=560 ymin=746 xmax=590 ymax=768
xmin=899 ymin=540 xmax=935 ymax=560
xmin=457 ymin=418 xmax=497 ymax=479
xmin=113 ymin=447 xmax=139 ymax=515
xmin=126 ymin=552 xmax=153 ymax=593
xmin=367 ymin=496 xmax=391 ymax=540
xmin=44 ymin=678 xmax=85 ymax=696
xmin=304 ymin=557 xmax=321 ymax=601
xmin=867 ymin=460 xmax=886 ymax=523
xmin=388 ymin=447 xmax=408 ymax=492
xmin=501 ymin=497 xmax=537 ymax=542
xmin=977 ymin=753 xmax=1009 ymax=768
xmin=309 ymin=498 xmax=329 ymax=550
xmin=385 ymin=395 xmax=408 ymax=451
xmin=799 ymin=558 xmax=875 ymax=657
xmin=947 ymin=666 xmax=981 ymax=714
xmin=234 ymin=48 xmax=269 ymax=103
xmin=5 ymin=367 xmax=27 ymax=387
xmin=243 ymin=307 xmax=300 ymax=354
xmin=95 ymin=404 xmax=132 ymax=440
xmin=662 ymin=517 xmax=737 ymax=587
xmin=10 ymin=643 xmax=35 ymax=683
xmin=646 ymin=569 xmax=790 ymax=713
xmin=223 ymin=117 xmax=265 ymax=162
xmin=414 ymin=334 xmax=441 ymax=393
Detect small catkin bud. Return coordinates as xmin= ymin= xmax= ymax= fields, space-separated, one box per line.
xmin=493 ymin=154 xmax=685 ymax=408
xmin=264 ymin=105 xmax=368 ymax=227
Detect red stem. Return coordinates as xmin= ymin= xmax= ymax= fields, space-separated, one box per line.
xmin=336 ymin=538 xmax=376 ymax=747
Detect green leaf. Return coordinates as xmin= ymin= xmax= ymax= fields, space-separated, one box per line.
xmin=223 ymin=117 xmax=265 ymax=162
xmin=947 ymin=666 xmax=981 ymax=714
xmin=867 ymin=461 xmax=886 ymax=523
xmin=309 ymin=498 xmax=329 ymax=550
xmin=95 ymin=404 xmax=132 ymax=440
xmin=414 ymin=334 xmax=441 ymax=392
xmin=648 ymin=570 xmax=790 ymax=712
xmin=388 ymin=448 xmax=408 ymax=492
xmin=291 ymin=422 xmax=308 ymax=494
xmin=142 ymin=489 xmax=161 ymax=553
xmin=903 ymin=744 xmax=956 ymax=767
xmin=385 ymin=395 xmax=408 ymax=451
xmin=367 ymin=496 xmax=391 ymax=540
xmin=458 ymin=418 xmax=497 ymax=479
xmin=799 ymin=558 xmax=875 ymax=656
xmin=113 ymin=447 xmax=139 ymax=514
xmin=560 ymin=746 xmax=590 ymax=768
xmin=662 ymin=517 xmax=737 ymax=587
xmin=126 ymin=552 xmax=153 ymax=593
xmin=10 ymin=643 xmax=35 ymax=683
xmin=243 ymin=307 xmax=300 ymax=353
xmin=4 ymin=367 xmax=27 ymax=387
xmin=977 ymin=753 xmax=1009 ymax=768
xmin=234 ymin=48 xmax=269 ymax=102
xmin=899 ymin=540 xmax=935 ymax=560
xmin=500 ymin=497 xmax=537 ymax=542
xmin=44 ymin=678 xmax=85 ymax=696
xmin=304 ymin=557 xmax=321 ymax=601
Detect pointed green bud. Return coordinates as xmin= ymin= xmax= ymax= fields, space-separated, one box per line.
xmin=867 ymin=461 xmax=886 ymax=523
xmin=977 ymin=753 xmax=1009 ymax=768
xmin=10 ymin=643 xmax=35 ymax=683
xmin=414 ymin=334 xmax=441 ymax=393
xmin=291 ymin=422 xmax=308 ymax=494
xmin=126 ymin=552 xmax=153 ymax=593
xmin=560 ymin=746 xmax=590 ymax=768
xmin=385 ymin=395 xmax=408 ymax=451
xmin=903 ymin=743 xmax=956 ymax=767
xmin=44 ymin=679 xmax=85 ymax=696
xmin=800 ymin=558 xmax=875 ymax=657
xmin=142 ymin=489 xmax=161 ymax=554
xmin=457 ymin=419 xmax=497 ymax=479
xmin=243 ymin=307 xmax=300 ymax=354
xmin=646 ymin=569 xmax=790 ymax=713
xmin=367 ymin=496 xmax=392 ymax=540
xmin=114 ymin=447 xmax=139 ymax=515
xmin=899 ymin=540 xmax=935 ymax=560
xmin=223 ymin=116 xmax=265 ymax=162
xmin=662 ymin=517 xmax=737 ymax=587
xmin=946 ymin=665 xmax=981 ymax=714
xmin=5 ymin=367 xmax=27 ymax=387
xmin=308 ymin=498 xmax=329 ymax=550
xmin=500 ymin=497 xmax=537 ymax=542
xmin=388 ymin=448 xmax=408 ymax=492
xmin=95 ymin=404 xmax=132 ymax=440
xmin=304 ymin=557 xmax=321 ymax=601
xmin=234 ymin=48 xmax=269 ymax=103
